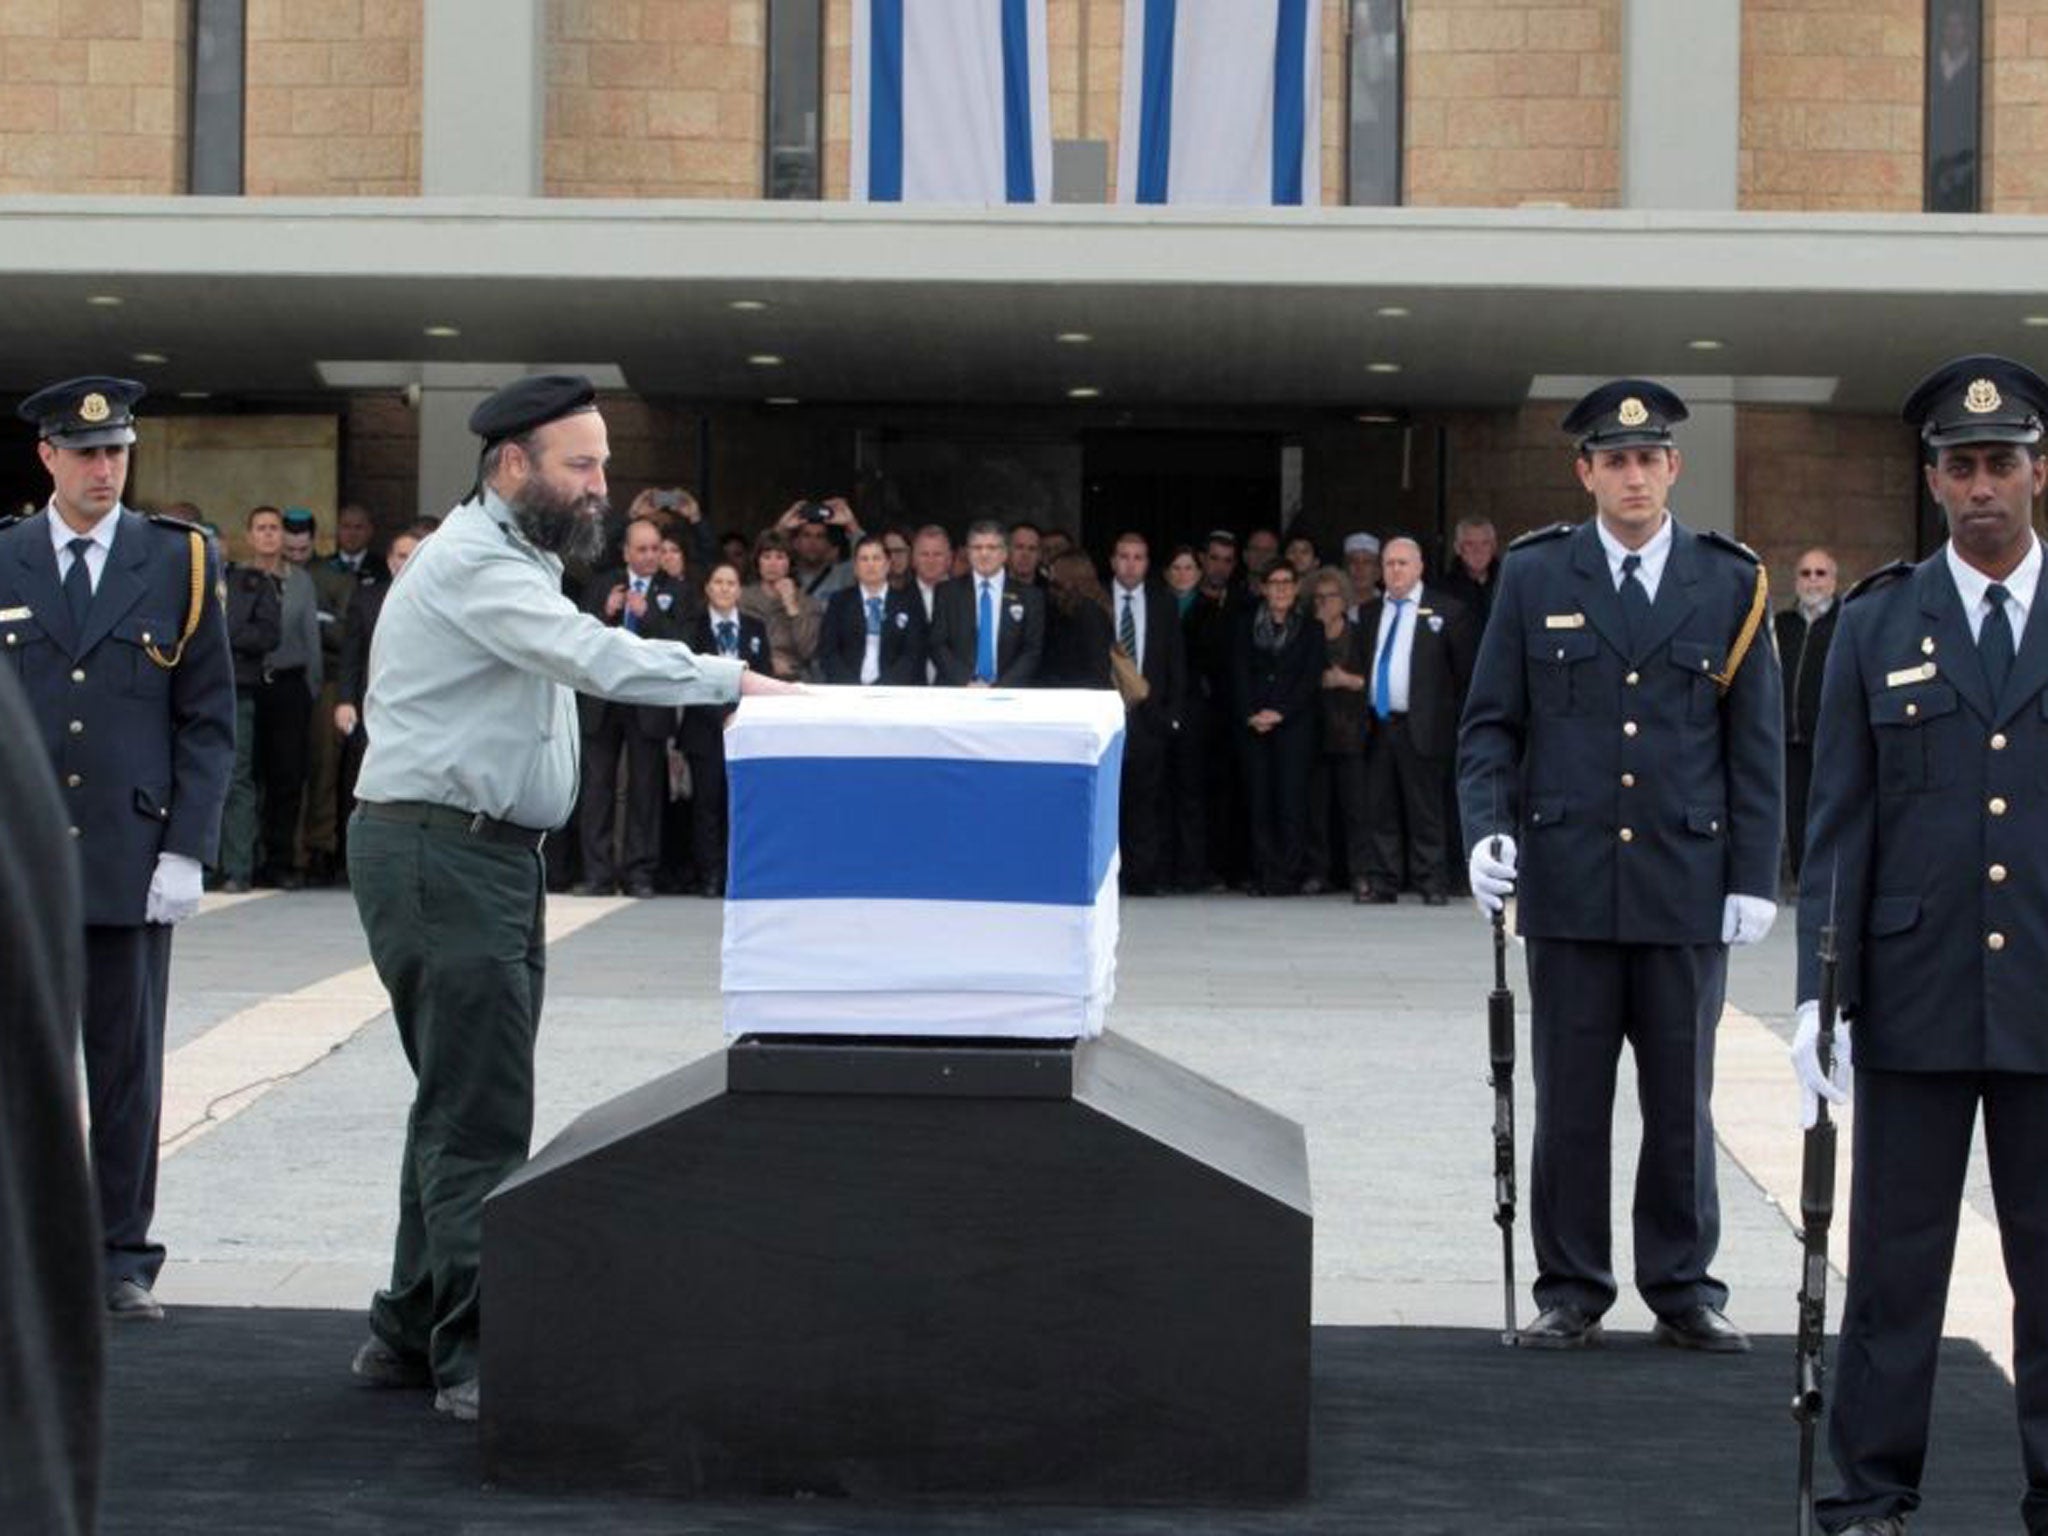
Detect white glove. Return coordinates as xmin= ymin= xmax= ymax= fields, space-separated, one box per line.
xmin=145 ymin=852 xmax=204 ymax=926
xmin=1468 ymin=836 xmax=1518 ymax=916
xmin=1721 ymin=893 xmax=1778 ymax=946
xmin=1789 ymin=999 xmax=1852 ymax=1131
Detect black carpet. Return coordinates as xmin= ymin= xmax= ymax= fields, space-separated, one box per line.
xmin=103 ymin=1309 xmax=2019 ymax=1535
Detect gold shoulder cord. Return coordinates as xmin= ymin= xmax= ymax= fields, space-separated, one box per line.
xmin=1711 ymin=564 xmax=1770 ymax=695
xmin=144 ymin=530 xmax=206 ymax=670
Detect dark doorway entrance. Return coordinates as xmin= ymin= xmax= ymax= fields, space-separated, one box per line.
xmin=1080 ymin=430 xmax=1282 ymax=563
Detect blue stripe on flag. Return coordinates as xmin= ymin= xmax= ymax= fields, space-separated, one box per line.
xmin=1135 ymin=0 xmax=1176 ymax=204
xmin=1000 ymin=0 xmax=1035 ymax=202
xmin=868 ymin=0 xmax=905 ymax=201
xmin=728 ymin=749 xmax=1121 ymax=905
xmin=1271 ymin=0 xmax=1308 ymax=206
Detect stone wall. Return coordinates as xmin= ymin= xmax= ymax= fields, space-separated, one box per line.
xmin=0 ymin=0 xmax=188 ymax=194
xmin=244 ymin=0 xmax=421 ymax=196
xmin=1739 ymin=0 xmax=1922 ymax=211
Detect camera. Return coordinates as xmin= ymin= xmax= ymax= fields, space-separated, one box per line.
xmin=800 ymin=500 xmax=833 ymax=524
xmin=653 ymin=489 xmax=682 ymax=511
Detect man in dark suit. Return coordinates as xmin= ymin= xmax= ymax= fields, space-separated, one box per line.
xmin=1775 ymin=546 xmax=1839 ymax=882
xmin=1792 ymin=356 xmax=2048 ymax=1536
xmin=1107 ymin=531 xmax=1187 ymax=894
xmin=0 ymin=664 xmax=102 ymax=1534
xmin=334 ymin=523 xmax=428 ymax=812
xmin=1458 ymin=378 xmax=1782 ymax=1353
xmin=1357 ymin=537 xmax=1476 ymax=904
xmin=574 ymin=516 xmax=689 ymax=896
xmin=680 ymin=562 xmax=774 ymax=896
xmin=1 ymin=376 xmax=236 ymax=1321
xmin=929 ymin=519 xmax=1045 ymax=687
xmin=817 ymin=533 xmax=928 ymax=685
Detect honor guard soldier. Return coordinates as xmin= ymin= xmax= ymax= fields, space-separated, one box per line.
xmin=1458 ymin=379 xmax=1784 ymax=1352
xmin=346 ymin=375 xmax=798 ymax=1422
xmin=1792 ymin=356 xmax=2048 ymax=1536
xmin=0 ymin=377 xmax=235 ymax=1321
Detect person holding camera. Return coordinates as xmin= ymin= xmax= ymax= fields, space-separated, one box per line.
xmin=777 ymin=495 xmax=862 ymax=600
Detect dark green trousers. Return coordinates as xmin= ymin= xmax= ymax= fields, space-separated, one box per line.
xmin=347 ymin=812 xmax=545 ymax=1387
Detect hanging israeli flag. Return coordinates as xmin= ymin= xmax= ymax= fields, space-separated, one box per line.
xmin=1117 ymin=0 xmax=1322 ymax=206
xmin=852 ymin=0 xmax=1053 ymax=205
xmin=721 ymin=688 xmax=1123 ymax=1040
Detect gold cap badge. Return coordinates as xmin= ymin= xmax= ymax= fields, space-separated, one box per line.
xmin=1964 ymin=378 xmax=2003 ymax=415
xmin=78 ymin=392 xmax=109 ymax=423
xmin=1617 ymin=397 xmax=1649 ymax=427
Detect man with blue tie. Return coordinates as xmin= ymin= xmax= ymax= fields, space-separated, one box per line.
xmin=1458 ymin=378 xmax=1783 ymax=1353
xmin=0 ymin=376 xmax=235 ymax=1321
xmin=818 ymin=534 xmax=927 ymax=685
xmin=929 ymin=520 xmax=1045 ymax=688
xmin=1356 ymin=537 xmax=1475 ymax=905
xmin=1790 ymin=356 xmax=2048 ymax=1536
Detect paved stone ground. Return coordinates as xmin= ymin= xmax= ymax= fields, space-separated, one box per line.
xmin=152 ymin=887 xmax=2002 ymax=1360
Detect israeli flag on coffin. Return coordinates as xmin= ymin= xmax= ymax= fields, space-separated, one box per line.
xmin=852 ymin=0 xmax=1053 ymax=204
xmin=1117 ymin=0 xmax=1323 ymax=206
xmin=722 ymin=688 xmax=1123 ymax=1040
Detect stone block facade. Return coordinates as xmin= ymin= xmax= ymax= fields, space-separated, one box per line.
xmin=1737 ymin=406 xmax=1923 ymax=588
xmin=244 ymin=0 xmax=421 ymax=195
xmin=1403 ymin=0 xmax=1621 ymax=209
xmin=1986 ymin=0 xmax=2048 ymax=211
xmin=0 ymin=0 xmax=188 ymax=194
xmin=1739 ymin=0 xmax=1923 ymax=211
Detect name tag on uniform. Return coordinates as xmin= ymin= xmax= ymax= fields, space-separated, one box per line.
xmin=0 ymin=606 xmax=29 ymax=622
xmin=1544 ymin=613 xmax=1586 ymax=630
xmin=1885 ymin=662 xmax=1937 ymax=688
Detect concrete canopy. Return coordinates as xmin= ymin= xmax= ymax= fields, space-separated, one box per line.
xmin=2 ymin=198 xmax=2047 ymax=415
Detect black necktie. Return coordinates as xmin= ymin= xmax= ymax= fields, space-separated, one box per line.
xmin=1982 ymin=582 xmax=2016 ymax=699
xmin=64 ymin=537 xmax=94 ymax=631
xmin=1619 ymin=552 xmax=1651 ymax=652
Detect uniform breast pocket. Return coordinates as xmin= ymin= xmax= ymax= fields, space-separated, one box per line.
xmin=1526 ymin=629 xmax=1598 ymax=715
xmin=111 ymin=614 xmax=174 ymax=697
xmin=1668 ymin=638 xmax=1725 ymax=721
xmin=1868 ymin=681 xmax=1957 ymax=794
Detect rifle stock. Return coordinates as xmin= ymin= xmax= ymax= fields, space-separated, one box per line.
xmin=1793 ymin=895 xmax=1841 ymax=1536
xmin=1488 ymin=849 xmax=1518 ymax=1346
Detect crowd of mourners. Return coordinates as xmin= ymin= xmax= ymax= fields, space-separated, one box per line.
xmin=181 ymin=486 xmax=1537 ymax=903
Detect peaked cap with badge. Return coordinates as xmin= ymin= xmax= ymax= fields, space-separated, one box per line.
xmin=1561 ymin=379 xmax=1689 ymax=452
xmin=1900 ymin=352 xmax=2048 ymax=449
xmin=17 ymin=376 xmax=145 ymax=450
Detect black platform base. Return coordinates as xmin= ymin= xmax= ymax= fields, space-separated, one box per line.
xmin=101 ymin=1309 xmax=2021 ymax=1535
xmin=482 ymin=1032 xmax=1313 ymax=1503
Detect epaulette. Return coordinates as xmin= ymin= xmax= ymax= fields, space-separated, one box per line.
xmin=1844 ymin=560 xmax=1913 ymax=603
xmin=0 ymin=514 xmax=22 ymax=532
xmin=146 ymin=511 xmax=206 ymax=536
xmin=1507 ymin=522 xmax=1574 ymax=551
xmin=1700 ymin=528 xmax=1760 ymax=564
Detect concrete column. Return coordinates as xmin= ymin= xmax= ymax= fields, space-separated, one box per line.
xmin=1621 ymin=0 xmax=1739 ymax=210
xmin=1678 ymin=398 xmax=1737 ymax=537
xmin=416 ymin=365 xmax=504 ymax=514
xmin=422 ymin=0 xmax=546 ymax=197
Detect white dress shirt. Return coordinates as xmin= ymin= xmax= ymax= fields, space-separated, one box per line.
xmin=1371 ymin=582 xmax=1425 ymax=715
xmin=1113 ymin=581 xmax=1147 ymax=671
xmin=1594 ymin=512 xmax=1675 ymax=602
xmin=857 ymin=582 xmax=889 ymax=684
xmin=47 ymin=502 xmax=118 ymax=592
xmin=1945 ymin=534 xmax=2040 ymax=646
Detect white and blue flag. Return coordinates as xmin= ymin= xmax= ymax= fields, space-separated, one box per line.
xmin=1117 ymin=0 xmax=1322 ymax=206
xmin=721 ymin=688 xmax=1123 ymax=1040
xmin=851 ymin=0 xmax=1053 ymax=205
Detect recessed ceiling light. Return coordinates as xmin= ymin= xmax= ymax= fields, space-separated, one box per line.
xmin=1056 ymin=331 xmax=1093 ymax=344
xmin=423 ymin=324 xmax=461 ymax=339
xmin=1374 ymin=306 xmax=1410 ymax=319
xmin=2024 ymin=315 xmax=2048 ymax=328
xmin=1687 ymin=338 xmax=1725 ymax=352
xmin=729 ymin=299 xmax=770 ymax=312
xmin=1366 ymin=362 xmax=1401 ymax=375
xmin=1355 ymin=412 xmax=1400 ymax=424
xmin=177 ymin=390 xmax=211 ymax=400
xmin=747 ymin=354 xmax=784 ymax=367
xmin=766 ymin=396 xmax=800 ymax=406
xmin=1067 ymin=386 xmax=1101 ymax=399
xmin=132 ymin=351 xmax=168 ymax=365
xmin=86 ymin=294 xmax=123 ymax=307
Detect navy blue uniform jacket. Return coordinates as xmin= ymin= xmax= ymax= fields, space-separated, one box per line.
xmin=1797 ymin=554 xmax=2048 ymax=1073
xmin=0 ymin=510 xmax=235 ymax=927
xmin=1458 ymin=518 xmax=1783 ymax=945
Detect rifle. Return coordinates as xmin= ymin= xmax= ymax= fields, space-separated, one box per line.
xmin=1488 ymin=834 xmax=1519 ymax=1346
xmin=1792 ymin=871 xmax=1841 ymax=1535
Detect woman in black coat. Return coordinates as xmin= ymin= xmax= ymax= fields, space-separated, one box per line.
xmin=1041 ymin=550 xmax=1116 ymax=688
xmin=1230 ymin=561 xmax=1323 ymax=895
xmin=678 ymin=562 xmax=774 ymax=897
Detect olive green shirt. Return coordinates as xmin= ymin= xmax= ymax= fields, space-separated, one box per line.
xmin=355 ymin=491 xmax=744 ymax=829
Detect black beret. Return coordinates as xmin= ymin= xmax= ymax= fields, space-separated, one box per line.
xmin=1900 ymin=354 xmax=2048 ymax=449
xmin=1560 ymin=378 xmax=1688 ymax=451
xmin=467 ymin=374 xmax=598 ymax=445
xmin=16 ymin=375 xmax=145 ymax=449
